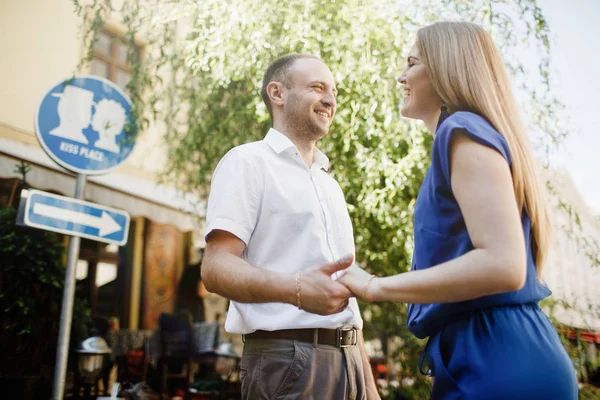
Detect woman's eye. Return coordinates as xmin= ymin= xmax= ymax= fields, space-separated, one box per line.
xmin=407 ymin=63 xmax=415 ymax=68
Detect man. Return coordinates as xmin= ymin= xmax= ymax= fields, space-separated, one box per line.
xmin=202 ymin=53 xmax=379 ymax=399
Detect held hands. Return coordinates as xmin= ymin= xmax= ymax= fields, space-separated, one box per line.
xmin=338 ymin=264 xmax=377 ymax=302
xmin=297 ymin=255 xmax=354 ymax=315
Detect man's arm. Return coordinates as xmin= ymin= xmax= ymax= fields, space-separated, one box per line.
xmin=357 ymin=330 xmax=381 ymax=400
xmin=201 ymin=229 xmax=354 ymax=315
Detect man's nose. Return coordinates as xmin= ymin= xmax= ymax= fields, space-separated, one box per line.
xmin=322 ymin=91 xmax=336 ymax=109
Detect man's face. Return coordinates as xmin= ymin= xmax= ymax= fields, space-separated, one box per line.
xmin=282 ymin=58 xmax=337 ymax=139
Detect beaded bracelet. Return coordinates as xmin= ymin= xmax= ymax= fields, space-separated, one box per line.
xmin=362 ymin=274 xmax=375 ymax=299
xmin=295 ymin=271 xmax=302 ymax=310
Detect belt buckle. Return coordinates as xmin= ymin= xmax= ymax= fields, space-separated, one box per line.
xmin=337 ymin=327 xmax=357 ymax=348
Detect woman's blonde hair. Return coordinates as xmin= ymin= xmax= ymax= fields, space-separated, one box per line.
xmin=416 ymin=21 xmax=552 ymax=276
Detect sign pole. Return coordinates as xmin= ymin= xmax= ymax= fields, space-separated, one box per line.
xmin=34 ymin=75 xmax=135 ymax=398
xmin=52 ymin=173 xmax=87 ymax=400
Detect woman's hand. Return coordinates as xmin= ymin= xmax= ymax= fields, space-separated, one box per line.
xmin=338 ymin=265 xmax=377 ymax=302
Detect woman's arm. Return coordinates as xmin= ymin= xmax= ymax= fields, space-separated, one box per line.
xmin=340 ymin=130 xmax=527 ymax=303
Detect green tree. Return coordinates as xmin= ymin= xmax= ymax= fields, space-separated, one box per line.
xmin=0 ymin=206 xmax=91 ymax=395
xmin=73 ymin=0 xmax=585 ymax=394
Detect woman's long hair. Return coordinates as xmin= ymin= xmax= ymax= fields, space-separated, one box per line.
xmin=416 ymin=21 xmax=552 ymax=276
xmin=174 ymin=263 xmax=204 ymax=320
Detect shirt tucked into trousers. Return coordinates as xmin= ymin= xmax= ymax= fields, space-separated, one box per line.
xmin=205 ymin=129 xmax=366 ymax=399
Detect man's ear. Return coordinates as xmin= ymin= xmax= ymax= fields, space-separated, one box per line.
xmin=266 ymin=81 xmax=285 ymax=107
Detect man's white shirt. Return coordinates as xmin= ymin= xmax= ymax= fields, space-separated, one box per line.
xmin=205 ymin=128 xmax=363 ymax=334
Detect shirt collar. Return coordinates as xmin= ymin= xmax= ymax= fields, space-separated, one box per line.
xmin=264 ymin=128 xmax=330 ymax=171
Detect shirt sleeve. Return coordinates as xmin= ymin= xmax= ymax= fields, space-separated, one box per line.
xmin=434 ymin=112 xmax=512 ymax=187
xmin=204 ymin=148 xmax=262 ymax=245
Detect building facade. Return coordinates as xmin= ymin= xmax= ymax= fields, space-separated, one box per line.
xmin=0 ymin=1 xmax=226 ymax=332
xmin=544 ymin=169 xmax=600 ymax=372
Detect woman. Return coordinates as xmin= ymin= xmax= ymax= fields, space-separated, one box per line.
xmin=340 ymin=22 xmax=577 ymax=399
xmin=173 ymin=262 xmax=209 ymax=323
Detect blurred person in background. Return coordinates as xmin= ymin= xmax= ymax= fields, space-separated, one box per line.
xmin=174 ymin=261 xmax=208 ymax=323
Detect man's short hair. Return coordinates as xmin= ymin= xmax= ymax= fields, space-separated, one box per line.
xmin=260 ymin=53 xmax=322 ymax=120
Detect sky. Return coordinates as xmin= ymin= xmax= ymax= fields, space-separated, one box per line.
xmin=539 ymin=0 xmax=600 ymax=214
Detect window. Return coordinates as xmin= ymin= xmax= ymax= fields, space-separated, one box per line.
xmin=76 ymin=239 xmax=123 ymax=319
xmin=91 ymin=29 xmax=140 ymax=92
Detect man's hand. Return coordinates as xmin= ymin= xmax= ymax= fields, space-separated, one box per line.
xmin=366 ymin=385 xmax=382 ymax=400
xmin=298 ymin=255 xmax=354 ymax=315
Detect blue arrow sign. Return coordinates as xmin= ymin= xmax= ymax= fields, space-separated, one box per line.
xmin=24 ymin=190 xmax=130 ymax=245
xmin=35 ymin=75 xmax=137 ymax=175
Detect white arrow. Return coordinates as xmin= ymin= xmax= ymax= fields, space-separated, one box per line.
xmin=33 ymin=202 xmax=122 ymax=237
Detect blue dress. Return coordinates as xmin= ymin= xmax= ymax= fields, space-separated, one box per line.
xmin=407 ymin=111 xmax=578 ymax=399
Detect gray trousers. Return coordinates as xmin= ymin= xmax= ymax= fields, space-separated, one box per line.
xmin=240 ymin=339 xmax=366 ymax=400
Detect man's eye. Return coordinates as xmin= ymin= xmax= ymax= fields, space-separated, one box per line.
xmin=407 ymin=63 xmax=415 ymax=68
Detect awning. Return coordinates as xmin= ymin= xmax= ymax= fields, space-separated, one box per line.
xmin=0 ymin=137 xmax=203 ymax=233
xmin=559 ymin=328 xmax=600 ymax=344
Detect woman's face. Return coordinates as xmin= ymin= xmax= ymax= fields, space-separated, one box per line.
xmin=398 ymin=44 xmax=441 ymax=122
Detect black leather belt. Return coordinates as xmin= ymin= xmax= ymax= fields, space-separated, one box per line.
xmin=243 ymin=327 xmax=358 ymax=348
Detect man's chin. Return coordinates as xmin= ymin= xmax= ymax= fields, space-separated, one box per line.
xmin=316 ymin=126 xmax=330 ymax=138
xmin=306 ymin=122 xmax=329 ymax=138
xmin=317 ymin=120 xmax=332 ymax=133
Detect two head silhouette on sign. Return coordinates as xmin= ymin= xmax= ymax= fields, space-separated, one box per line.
xmin=49 ymin=85 xmax=126 ymax=153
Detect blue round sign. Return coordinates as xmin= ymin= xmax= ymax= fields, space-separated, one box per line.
xmin=35 ymin=75 xmax=137 ymax=175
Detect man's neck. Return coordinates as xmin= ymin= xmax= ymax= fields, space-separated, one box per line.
xmin=273 ymin=123 xmax=318 ymax=168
